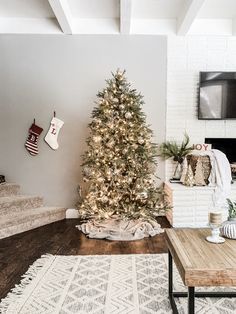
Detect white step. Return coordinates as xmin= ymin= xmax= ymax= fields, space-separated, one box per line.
xmin=0 ymin=195 xmax=43 ymax=215
xmin=0 ymin=183 xmax=20 ymax=197
xmin=0 ymin=207 xmax=66 ymax=239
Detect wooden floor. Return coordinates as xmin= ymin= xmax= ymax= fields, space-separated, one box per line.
xmin=0 ymin=217 xmax=171 ymax=299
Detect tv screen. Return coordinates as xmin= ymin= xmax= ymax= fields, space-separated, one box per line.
xmin=198 ymin=72 xmax=236 ymax=120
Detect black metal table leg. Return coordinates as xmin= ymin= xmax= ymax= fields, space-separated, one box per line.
xmin=188 ymin=287 xmax=195 ymax=314
xmin=168 ymin=250 xmax=178 ymax=314
xmin=168 ymin=250 xmax=173 ymax=296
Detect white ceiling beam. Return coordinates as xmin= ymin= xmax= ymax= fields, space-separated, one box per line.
xmin=177 ymin=0 xmax=206 ymax=35
xmin=120 ymin=0 xmax=132 ymax=34
xmin=48 ymin=0 xmax=73 ymax=34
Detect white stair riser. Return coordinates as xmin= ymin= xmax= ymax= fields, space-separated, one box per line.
xmin=0 ymin=183 xmax=67 ymax=239
xmin=0 ymin=210 xmax=66 ymax=239
xmin=0 ymin=184 xmax=20 ymax=197
xmin=0 ymin=197 xmax=43 ymax=215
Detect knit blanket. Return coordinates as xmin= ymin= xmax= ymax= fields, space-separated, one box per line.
xmin=209 ymin=149 xmax=232 ymax=205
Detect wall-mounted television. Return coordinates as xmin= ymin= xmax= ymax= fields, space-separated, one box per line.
xmin=198 ymin=72 xmax=236 ymax=120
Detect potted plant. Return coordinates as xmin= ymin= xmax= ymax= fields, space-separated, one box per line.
xmin=220 ymin=199 xmax=236 ymax=239
xmin=159 ymin=134 xmax=193 ymax=180
xmin=227 ymin=198 xmax=236 ymax=221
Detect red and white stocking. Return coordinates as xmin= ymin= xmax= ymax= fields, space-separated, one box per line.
xmin=25 ymin=122 xmax=43 ymax=156
xmin=45 ymin=117 xmax=64 ymax=150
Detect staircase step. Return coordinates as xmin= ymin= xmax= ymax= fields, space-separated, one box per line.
xmin=0 ymin=183 xmax=20 ymax=197
xmin=0 ymin=195 xmax=43 ymax=215
xmin=0 ymin=207 xmax=67 ymax=239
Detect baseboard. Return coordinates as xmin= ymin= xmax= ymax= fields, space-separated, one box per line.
xmin=66 ymin=208 xmax=79 ymax=219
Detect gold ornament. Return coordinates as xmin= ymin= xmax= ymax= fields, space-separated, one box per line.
xmin=107 ymin=121 xmax=114 ymax=129
xmin=125 ymin=112 xmax=132 ymax=119
xmin=138 ymin=137 xmax=145 ymax=144
xmin=93 ymin=135 xmax=102 ymax=143
xmin=107 ymin=139 xmax=115 ymax=148
xmin=101 ymin=195 xmax=108 ymax=203
xmin=114 ymin=169 xmax=120 ymax=175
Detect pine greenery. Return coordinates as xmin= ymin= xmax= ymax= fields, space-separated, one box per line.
xmin=78 ymin=70 xmax=168 ymax=222
xmin=159 ymin=133 xmax=192 ymax=164
xmin=227 ymin=198 xmax=236 ymax=218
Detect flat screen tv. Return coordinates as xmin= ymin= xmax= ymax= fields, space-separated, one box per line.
xmin=198 ymin=72 xmax=236 ymax=119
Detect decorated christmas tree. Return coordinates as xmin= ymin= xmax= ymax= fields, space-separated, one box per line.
xmin=194 ymin=157 xmax=206 ymax=186
xmin=78 ymin=70 xmax=167 ymax=223
xmin=184 ymin=164 xmax=195 ymax=187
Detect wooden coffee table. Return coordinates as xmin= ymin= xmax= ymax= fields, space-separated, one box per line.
xmin=165 ymin=228 xmax=236 ymax=314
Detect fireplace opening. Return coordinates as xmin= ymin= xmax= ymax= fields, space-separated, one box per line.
xmin=205 ymin=138 xmax=236 ymax=180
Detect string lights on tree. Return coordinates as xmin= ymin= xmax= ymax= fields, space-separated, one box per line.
xmin=78 ymin=70 xmax=168 ymax=223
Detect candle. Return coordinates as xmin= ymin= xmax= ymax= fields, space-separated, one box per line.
xmin=209 ymin=212 xmax=222 ymax=225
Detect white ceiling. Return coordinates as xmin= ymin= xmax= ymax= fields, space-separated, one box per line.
xmin=68 ymin=0 xmax=119 ymax=19
xmin=132 ymin=0 xmax=186 ymax=19
xmin=0 ymin=0 xmax=55 ymax=18
xmin=0 ymin=0 xmax=235 ymax=35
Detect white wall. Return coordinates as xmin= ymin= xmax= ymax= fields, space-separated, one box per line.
xmin=0 ymin=35 xmax=167 ymax=207
xmin=166 ymin=35 xmax=236 ymax=179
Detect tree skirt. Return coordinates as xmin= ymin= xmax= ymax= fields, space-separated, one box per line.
xmin=1 ymin=254 xmax=236 ymax=314
xmin=76 ymin=218 xmax=164 ymax=240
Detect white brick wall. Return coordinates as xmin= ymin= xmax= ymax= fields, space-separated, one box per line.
xmin=166 ymin=35 xmax=236 ymax=180
xmin=165 ymin=183 xmax=236 ymax=228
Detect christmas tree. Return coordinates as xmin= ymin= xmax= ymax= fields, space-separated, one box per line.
xmin=78 ymin=70 xmax=166 ymax=222
xmin=184 ymin=164 xmax=195 ymax=187
xmin=194 ymin=157 xmax=206 ymax=186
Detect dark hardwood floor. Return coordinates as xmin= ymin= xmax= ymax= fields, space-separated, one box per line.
xmin=0 ymin=217 xmax=171 ymax=299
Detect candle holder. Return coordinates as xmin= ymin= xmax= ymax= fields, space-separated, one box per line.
xmin=206 ymin=222 xmax=225 ymax=244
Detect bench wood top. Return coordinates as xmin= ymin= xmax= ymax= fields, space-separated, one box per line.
xmin=165 ymin=228 xmax=236 ymax=287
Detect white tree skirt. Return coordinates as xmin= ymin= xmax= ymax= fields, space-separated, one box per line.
xmin=76 ymin=218 xmax=164 ymax=240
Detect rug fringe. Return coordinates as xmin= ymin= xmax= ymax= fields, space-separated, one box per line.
xmin=0 ymin=254 xmax=53 ymax=313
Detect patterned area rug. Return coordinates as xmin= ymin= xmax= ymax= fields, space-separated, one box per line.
xmin=1 ymin=254 xmax=236 ymax=313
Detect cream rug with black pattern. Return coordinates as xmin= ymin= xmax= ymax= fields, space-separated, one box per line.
xmin=0 ymin=254 xmax=236 ymax=313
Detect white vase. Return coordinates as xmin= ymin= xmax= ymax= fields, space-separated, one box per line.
xmin=220 ymin=218 xmax=236 ymax=239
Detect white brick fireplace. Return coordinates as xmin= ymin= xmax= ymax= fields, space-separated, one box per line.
xmin=165 ymin=35 xmax=236 ymax=227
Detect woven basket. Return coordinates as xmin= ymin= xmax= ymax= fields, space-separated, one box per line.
xmin=186 ymin=155 xmax=211 ymax=185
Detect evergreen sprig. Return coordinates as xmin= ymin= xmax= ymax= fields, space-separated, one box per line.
xmin=227 ymin=198 xmax=236 ymax=218
xmin=159 ymin=133 xmax=192 ymax=164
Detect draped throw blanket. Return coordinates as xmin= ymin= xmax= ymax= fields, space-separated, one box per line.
xmin=210 ymin=149 xmax=232 ymax=206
